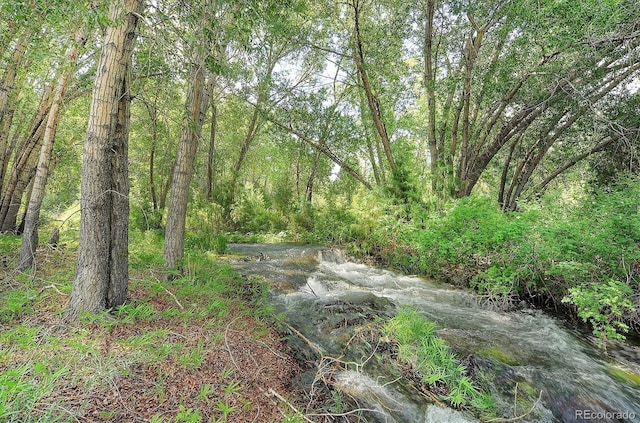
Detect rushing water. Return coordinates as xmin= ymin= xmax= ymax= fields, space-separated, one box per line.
xmin=228 ymin=244 xmax=640 ymax=423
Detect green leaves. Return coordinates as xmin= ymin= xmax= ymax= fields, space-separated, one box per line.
xmin=563 ymin=279 xmax=636 ymax=344
xmin=383 ymin=308 xmax=490 ymax=411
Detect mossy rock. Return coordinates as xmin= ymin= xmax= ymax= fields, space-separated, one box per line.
xmin=608 ymin=366 xmax=640 ymax=385
xmin=477 ymin=346 xmax=521 ymax=366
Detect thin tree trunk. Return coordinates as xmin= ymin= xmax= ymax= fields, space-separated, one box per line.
xmin=231 ymin=53 xmax=277 ymax=181
xmin=0 ymin=32 xmax=29 ymax=127
xmin=423 ymin=0 xmax=439 ymax=192
xmin=0 ymin=86 xmax=53 ymax=229
xmin=233 ymin=105 xmax=260 ymax=174
xmin=206 ymin=101 xmax=217 ymax=200
xmin=164 ymin=58 xmax=210 ymax=272
xmin=0 ymin=123 xmax=46 ymax=232
xmin=0 ymin=90 xmax=19 ymax=192
xmin=66 ymin=0 xmax=142 ymax=321
xmin=498 ymin=137 xmax=518 ymax=210
xmin=458 ymin=16 xmax=485 ymax=185
xmin=19 ymin=29 xmax=88 ymax=270
xmin=271 ymin=119 xmax=373 ymax=190
xmin=528 ymin=135 xmax=618 ymax=198
xmin=306 ymin=150 xmax=321 ymax=203
xmin=352 ymin=0 xmax=396 ymax=172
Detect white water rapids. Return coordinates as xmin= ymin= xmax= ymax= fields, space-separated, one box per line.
xmin=228 ymin=244 xmax=640 ymax=423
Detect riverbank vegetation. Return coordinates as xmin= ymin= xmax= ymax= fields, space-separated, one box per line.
xmin=330 ymin=179 xmax=640 ymax=346
xmin=0 ymin=231 xmax=307 ymax=422
xmin=2 ymin=0 xmax=640 ymax=420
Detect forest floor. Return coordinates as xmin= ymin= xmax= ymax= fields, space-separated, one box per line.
xmin=0 ymin=239 xmax=313 ymax=423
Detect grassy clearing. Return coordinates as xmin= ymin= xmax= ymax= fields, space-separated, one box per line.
xmin=0 ymin=231 xmax=304 ymax=423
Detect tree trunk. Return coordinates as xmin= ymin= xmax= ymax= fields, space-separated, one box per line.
xmin=164 ymin=58 xmax=210 ymax=272
xmin=66 ymin=0 xmax=142 ymax=321
xmin=0 ymin=127 xmax=45 ymax=232
xmin=0 ymin=32 xmax=29 ymax=127
xmin=231 ymin=55 xmax=275 ymax=182
xmin=528 ymin=135 xmax=618 ymax=199
xmin=351 ymin=0 xmax=396 ymax=172
xmin=233 ymin=106 xmax=260 ymax=175
xmin=108 ymin=70 xmax=132 ymax=307
xmin=306 ymin=150 xmax=322 ymax=203
xmin=0 ymin=86 xmax=19 ymax=192
xmin=0 ymin=86 xmax=53 ymax=230
xmin=423 ymin=0 xmax=439 ymax=192
xmin=271 ymin=119 xmax=373 ymax=190
xmin=19 ymin=28 xmax=88 ymax=270
xmin=206 ymin=101 xmax=217 ymax=200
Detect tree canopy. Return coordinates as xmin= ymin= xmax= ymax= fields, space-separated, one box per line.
xmin=1 ymin=0 xmax=639 ymax=299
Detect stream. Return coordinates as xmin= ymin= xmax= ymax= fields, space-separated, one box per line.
xmin=227 ymin=244 xmax=640 ymax=423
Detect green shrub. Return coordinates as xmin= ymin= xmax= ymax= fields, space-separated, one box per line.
xmin=383 ymin=308 xmax=494 ymax=411
xmin=562 ymin=279 xmax=636 ymax=345
xmin=339 ymin=181 xmax=640 ymax=343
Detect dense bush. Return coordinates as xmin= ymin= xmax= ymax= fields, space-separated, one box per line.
xmin=341 ymin=180 xmax=640 ymax=343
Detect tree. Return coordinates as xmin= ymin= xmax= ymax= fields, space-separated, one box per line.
xmin=163 ymin=1 xmax=212 ymax=273
xmin=0 ymin=88 xmax=52 ymax=232
xmin=417 ymin=0 xmax=640 ymax=206
xmin=66 ymin=0 xmax=143 ymax=321
xmin=18 ymin=27 xmax=89 ymax=270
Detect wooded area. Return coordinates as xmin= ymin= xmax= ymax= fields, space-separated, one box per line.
xmin=1 ymin=1 xmax=640 ymax=421
xmin=1 ymin=0 xmax=639 ymax=332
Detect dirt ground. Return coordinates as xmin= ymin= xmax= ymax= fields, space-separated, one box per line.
xmin=1 ymin=271 xmax=310 ymax=423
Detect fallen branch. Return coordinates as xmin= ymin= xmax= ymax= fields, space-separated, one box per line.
xmin=268 ymin=388 xmax=315 ymax=423
xmin=281 ymin=321 xmax=325 ymax=358
xmin=484 ymin=388 xmax=543 ymax=422
xmin=225 ymin=316 xmax=243 ymax=370
xmin=152 ymin=276 xmax=184 ymax=309
xmin=38 ymin=284 xmax=68 ymax=296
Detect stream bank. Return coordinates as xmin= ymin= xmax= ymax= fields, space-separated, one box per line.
xmin=228 ymin=243 xmax=640 ymax=423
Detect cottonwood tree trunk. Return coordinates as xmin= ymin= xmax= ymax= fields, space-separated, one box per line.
xmin=351 ymin=0 xmax=396 ymax=173
xmin=18 ymin=28 xmax=88 ymax=270
xmin=206 ymin=100 xmax=217 ymax=200
xmin=0 ymin=102 xmax=49 ymax=232
xmin=66 ymin=0 xmax=142 ymax=321
xmin=0 ymin=88 xmax=19 ymax=192
xmin=163 ymin=57 xmax=210 ymax=273
xmin=0 ymin=32 xmax=29 ymax=127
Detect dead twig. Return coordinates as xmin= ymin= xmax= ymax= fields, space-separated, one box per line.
xmin=152 ymin=276 xmax=184 ymax=309
xmin=484 ymin=389 xmax=544 ymax=422
xmin=268 ymin=388 xmax=315 ymax=423
xmin=225 ymin=316 xmax=243 ymax=370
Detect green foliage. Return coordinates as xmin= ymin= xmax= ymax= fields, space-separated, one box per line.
xmin=0 ymin=363 xmax=69 ymax=422
xmin=176 ymin=405 xmax=202 ymax=423
xmin=339 ymin=179 xmax=640 ymax=343
xmin=303 ymin=204 xmax=359 ymax=245
xmin=384 ymin=308 xmax=493 ymax=411
xmin=562 ymin=279 xmax=636 ymax=344
xmin=185 ymin=232 xmax=228 ymax=255
xmin=129 ymin=229 xmax=165 ymax=269
xmin=176 ymin=341 xmax=206 ymax=370
xmin=230 ymin=183 xmax=287 ymax=233
xmin=115 ymin=303 xmax=157 ymax=323
xmin=0 ymin=290 xmax=36 ymax=321
xmin=387 ymin=138 xmax=422 ymax=208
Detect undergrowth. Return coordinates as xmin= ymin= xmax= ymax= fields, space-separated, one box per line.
xmin=0 ymin=230 xmax=301 ymax=422
xmin=383 ymin=308 xmax=495 ymax=415
xmin=311 ymin=181 xmax=640 ymax=346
